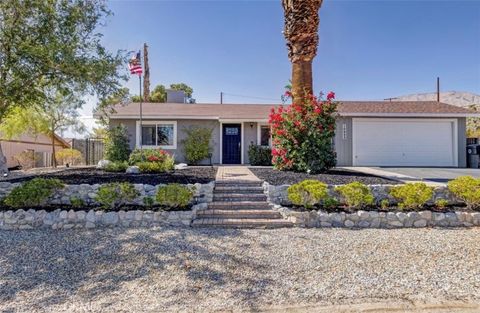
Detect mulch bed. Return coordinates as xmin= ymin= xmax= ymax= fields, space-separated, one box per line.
xmin=3 ymin=166 xmax=217 ymax=185
xmin=249 ymin=167 xmax=399 ymax=185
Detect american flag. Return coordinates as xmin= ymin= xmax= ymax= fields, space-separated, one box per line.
xmin=129 ymin=51 xmax=142 ymax=75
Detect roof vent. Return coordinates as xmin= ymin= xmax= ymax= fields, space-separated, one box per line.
xmin=166 ymin=89 xmax=186 ymax=103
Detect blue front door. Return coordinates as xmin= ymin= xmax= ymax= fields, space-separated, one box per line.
xmin=222 ymin=124 xmax=241 ymax=164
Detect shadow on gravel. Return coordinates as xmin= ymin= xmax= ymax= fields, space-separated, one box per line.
xmin=0 ymin=227 xmax=274 ymax=311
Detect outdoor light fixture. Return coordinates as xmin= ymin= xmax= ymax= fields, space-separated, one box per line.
xmin=250 ymin=122 xmax=254 ymax=128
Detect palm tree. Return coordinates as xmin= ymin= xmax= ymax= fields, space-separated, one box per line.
xmin=282 ymin=0 xmax=323 ymax=104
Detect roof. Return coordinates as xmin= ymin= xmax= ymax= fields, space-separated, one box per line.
xmin=98 ymin=100 xmax=479 ymax=120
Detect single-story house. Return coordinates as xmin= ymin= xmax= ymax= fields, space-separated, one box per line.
xmin=97 ymin=100 xmax=479 ymax=167
xmin=1 ymin=133 xmax=70 ymax=168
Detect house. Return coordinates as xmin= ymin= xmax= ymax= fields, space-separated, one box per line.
xmin=98 ymin=97 xmax=479 ymax=168
xmin=1 ymin=133 xmax=70 ymax=168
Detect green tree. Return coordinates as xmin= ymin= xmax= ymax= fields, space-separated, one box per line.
xmin=0 ymin=89 xmax=86 ymax=167
xmin=170 ymin=83 xmax=193 ymax=99
xmin=105 ymin=125 xmax=130 ymax=162
xmin=130 ymin=83 xmax=194 ymax=103
xmin=0 ymin=0 xmax=126 ymax=171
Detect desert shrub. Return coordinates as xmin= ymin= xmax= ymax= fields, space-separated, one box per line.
xmin=143 ymin=196 xmax=155 ymax=207
xmin=156 ymin=184 xmax=194 ymax=209
xmin=95 ymin=182 xmax=139 ymax=210
xmin=14 ymin=150 xmax=37 ymax=169
xmin=335 ymin=182 xmax=374 ymax=209
xmin=270 ymin=90 xmax=338 ymax=173
xmin=389 ymin=183 xmax=434 ymax=210
xmin=323 ymin=197 xmax=339 ymax=209
xmin=55 ymin=149 xmax=83 ymax=166
xmin=287 ymin=179 xmax=329 ymax=209
xmin=435 ymin=199 xmax=449 ymax=209
xmin=5 ymin=178 xmax=64 ymax=208
xmin=248 ymin=145 xmax=272 ymax=166
xmin=380 ymin=199 xmax=390 ymax=210
xmin=105 ymin=125 xmax=130 ymax=162
xmin=137 ymin=161 xmax=164 ymax=173
xmin=70 ymin=196 xmax=85 ymax=208
xmin=181 ymin=127 xmax=213 ymax=165
xmin=104 ymin=161 xmax=129 ymax=172
xmin=447 ymin=176 xmax=480 ymax=209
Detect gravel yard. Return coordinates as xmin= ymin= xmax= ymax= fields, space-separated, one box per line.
xmin=1 ymin=227 xmax=479 ymax=312
xmin=250 ymin=167 xmax=399 ymax=185
xmin=2 ymin=166 xmax=217 ymax=185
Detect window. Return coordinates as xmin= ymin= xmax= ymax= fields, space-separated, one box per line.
xmin=138 ymin=121 xmax=176 ymax=149
xmin=258 ymin=124 xmax=271 ymax=147
xmin=225 ymin=127 xmax=239 ymax=136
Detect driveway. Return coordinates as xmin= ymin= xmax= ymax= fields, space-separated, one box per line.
xmin=344 ymin=167 xmax=480 ymax=185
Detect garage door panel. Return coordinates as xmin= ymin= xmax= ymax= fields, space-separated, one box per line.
xmin=353 ymin=119 xmax=456 ymax=167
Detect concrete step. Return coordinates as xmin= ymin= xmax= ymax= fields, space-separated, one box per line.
xmin=192 ymin=218 xmax=293 ymax=228
xmin=208 ymin=201 xmax=273 ymax=210
xmin=214 ymin=186 xmax=264 ymax=193
xmin=213 ymin=194 xmax=267 ymax=202
xmin=215 ymin=181 xmax=264 ymax=188
xmin=197 ymin=209 xmax=282 ymax=219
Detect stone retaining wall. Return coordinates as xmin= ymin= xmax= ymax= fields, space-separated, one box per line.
xmin=263 ymin=182 xmax=460 ymax=207
xmin=275 ymin=206 xmax=480 ymax=228
xmin=0 ymin=181 xmax=215 ymax=206
xmin=0 ymin=181 xmax=214 ymax=230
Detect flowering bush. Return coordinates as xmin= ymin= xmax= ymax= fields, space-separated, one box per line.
xmin=129 ymin=148 xmax=171 ymax=165
xmin=269 ymin=90 xmax=338 ymax=173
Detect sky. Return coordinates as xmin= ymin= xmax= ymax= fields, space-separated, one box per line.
xmin=72 ymin=0 xmax=480 ymax=137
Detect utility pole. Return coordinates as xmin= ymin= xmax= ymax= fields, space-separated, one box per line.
xmin=143 ymin=43 xmax=150 ymax=102
xmin=436 ymin=77 xmax=440 ymax=102
xmin=220 ymin=92 xmax=223 ymax=104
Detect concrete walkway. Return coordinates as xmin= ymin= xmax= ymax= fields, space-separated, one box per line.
xmin=216 ymin=166 xmax=261 ymax=182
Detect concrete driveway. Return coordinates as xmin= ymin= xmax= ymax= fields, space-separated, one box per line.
xmin=344 ymin=167 xmax=480 ymax=185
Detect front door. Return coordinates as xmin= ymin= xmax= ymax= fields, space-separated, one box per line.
xmin=222 ymin=124 xmax=241 ymax=164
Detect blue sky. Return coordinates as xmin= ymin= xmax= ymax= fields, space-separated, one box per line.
xmin=75 ymin=0 xmax=480 ymax=134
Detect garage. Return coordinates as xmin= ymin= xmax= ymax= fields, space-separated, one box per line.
xmin=352 ymin=118 xmax=458 ymax=167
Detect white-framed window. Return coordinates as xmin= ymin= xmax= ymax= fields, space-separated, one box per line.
xmin=257 ymin=123 xmax=271 ymax=147
xmin=136 ymin=121 xmax=177 ymax=149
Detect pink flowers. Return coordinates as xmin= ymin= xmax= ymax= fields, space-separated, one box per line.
xmin=327 ymin=91 xmax=335 ymax=101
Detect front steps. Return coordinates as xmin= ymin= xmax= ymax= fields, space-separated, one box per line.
xmin=192 ymin=181 xmax=293 ymax=228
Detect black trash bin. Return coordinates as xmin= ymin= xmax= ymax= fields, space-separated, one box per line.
xmin=467 ymin=144 xmax=480 ymax=168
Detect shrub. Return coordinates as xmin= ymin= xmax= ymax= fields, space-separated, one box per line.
xmin=287 ymin=179 xmax=329 ymax=209
xmin=95 ymin=182 xmax=139 ymax=210
xmin=380 ymin=199 xmax=390 ymax=210
xmin=269 ymin=90 xmax=338 ymax=173
xmin=129 ymin=148 xmax=170 ymax=165
xmin=5 ymin=178 xmax=64 ymax=208
xmin=389 ymin=183 xmax=434 ymax=210
xmin=104 ymin=161 xmax=129 ymax=172
xmin=105 ymin=125 xmax=130 ymax=162
xmin=248 ymin=145 xmax=272 ymax=166
xmin=137 ymin=161 xmax=167 ymax=173
xmin=55 ymin=149 xmax=83 ymax=166
xmin=335 ymin=182 xmax=374 ymax=209
xmin=156 ymin=184 xmax=194 ymax=209
xmin=143 ymin=196 xmax=155 ymax=207
xmin=447 ymin=176 xmax=480 ymax=209
xmin=323 ymin=197 xmax=339 ymax=209
xmin=70 ymin=196 xmax=85 ymax=208
xmin=181 ymin=127 xmax=213 ymax=165
xmin=435 ymin=199 xmax=449 ymax=209
xmin=14 ymin=150 xmax=37 ymax=170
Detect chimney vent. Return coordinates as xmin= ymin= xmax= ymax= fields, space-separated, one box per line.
xmin=166 ymin=89 xmax=186 ymax=103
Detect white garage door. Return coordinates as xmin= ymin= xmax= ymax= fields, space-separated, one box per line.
xmin=352 ymin=119 xmax=457 ymax=167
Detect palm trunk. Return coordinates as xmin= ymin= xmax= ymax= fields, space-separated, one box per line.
xmin=51 ymin=131 xmax=57 ymax=168
xmin=291 ymin=60 xmax=313 ymax=104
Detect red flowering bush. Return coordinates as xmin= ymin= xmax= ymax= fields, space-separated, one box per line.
xmin=269 ymin=91 xmax=338 ymax=173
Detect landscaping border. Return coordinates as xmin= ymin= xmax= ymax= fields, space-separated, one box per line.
xmin=0 ymin=182 xmax=214 ymax=230
xmin=263 ymin=182 xmax=480 ymax=228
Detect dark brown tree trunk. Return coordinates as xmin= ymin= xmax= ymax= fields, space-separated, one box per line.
xmin=51 ymin=131 xmax=57 ymax=168
xmin=143 ymin=43 xmax=150 ymax=102
xmin=291 ymin=60 xmax=313 ymax=104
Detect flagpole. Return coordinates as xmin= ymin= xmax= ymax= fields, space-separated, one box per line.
xmin=139 ymin=73 xmax=143 ymax=158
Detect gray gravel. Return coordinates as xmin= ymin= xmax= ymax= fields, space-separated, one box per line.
xmin=1 ymin=227 xmax=480 ymax=312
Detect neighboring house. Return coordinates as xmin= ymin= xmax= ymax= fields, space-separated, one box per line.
xmin=0 ymin=133 xmax=70 ymax=168
xmin=97 ymin=100 xmax=479 ymax=168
